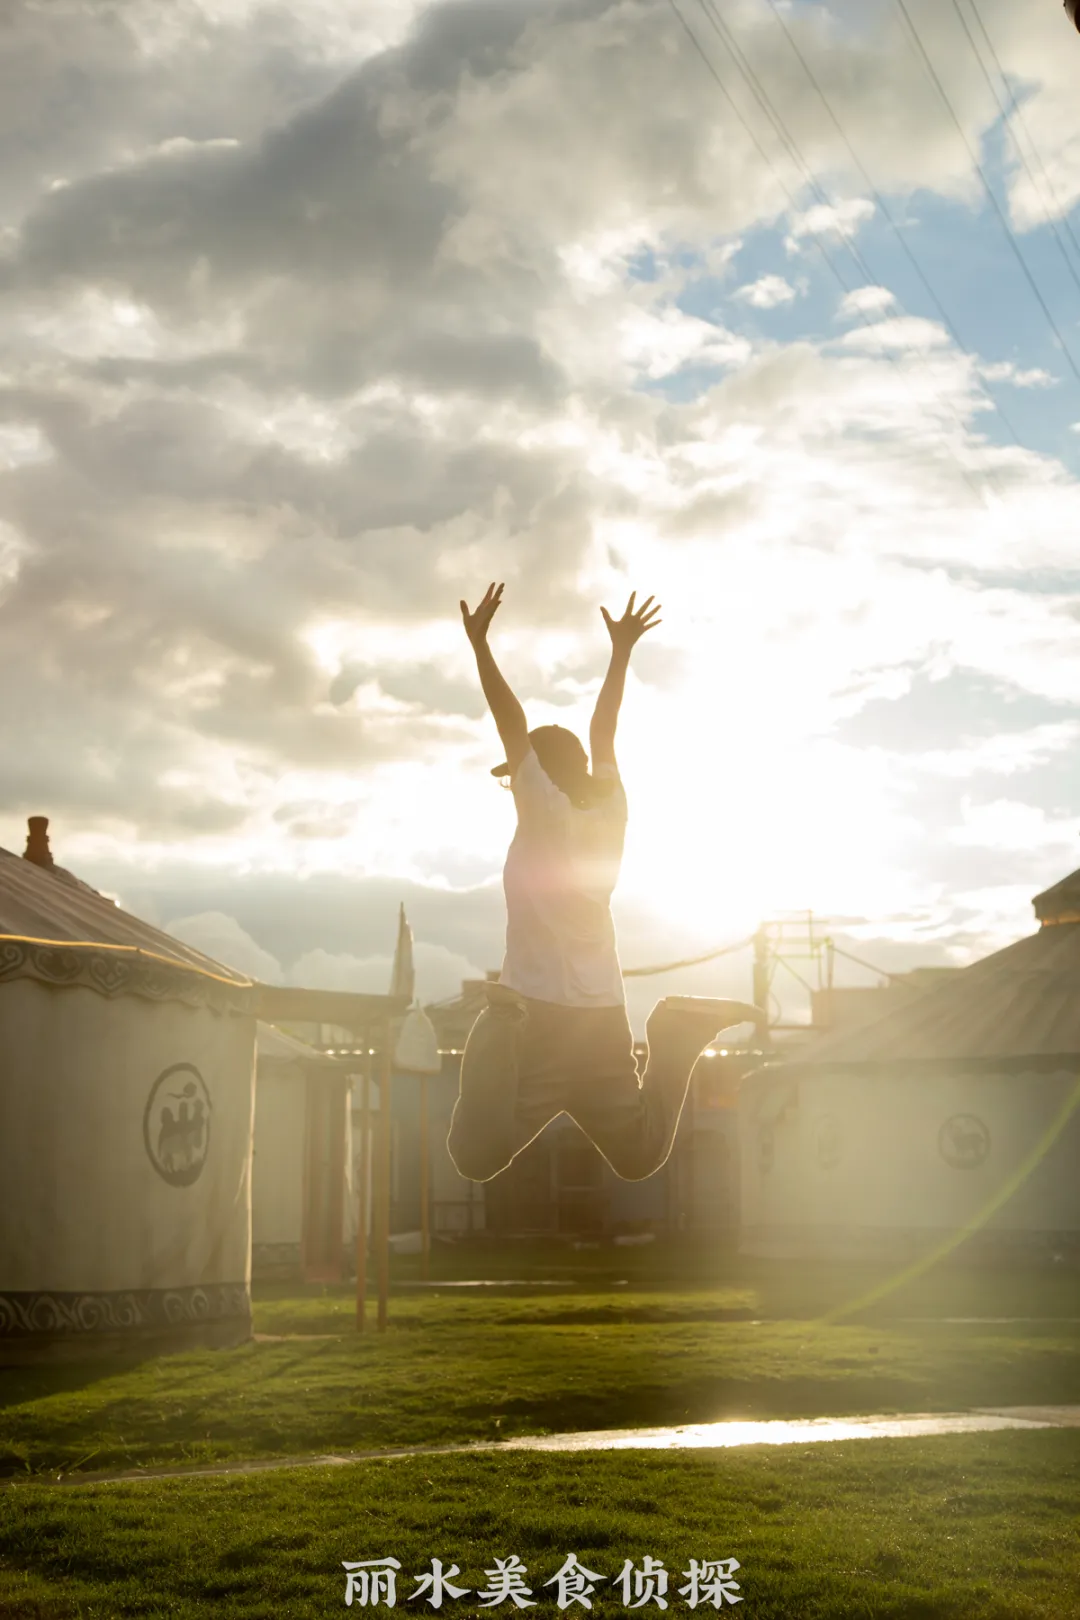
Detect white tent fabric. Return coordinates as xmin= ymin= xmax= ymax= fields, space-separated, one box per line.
xmin=738 ymin=1063 xmax=1080 ymax=1261
xmin=252 ymin=1023 xmax=358 ymax=1276
xmin=393 ymin=1005 xmax=441 ymax=1074
xmin=0 ymin=844 xmax=256 ymax=1362
xmin=738 ymin=870 xmax=1080 ymax=1263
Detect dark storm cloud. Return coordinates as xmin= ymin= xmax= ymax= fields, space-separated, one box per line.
xmin=2 ymin=0 xmax=580 ymax=409
xmin=0 ymin=1 xmax=358 ymax=224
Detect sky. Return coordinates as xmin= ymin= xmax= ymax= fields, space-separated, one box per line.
xmin=3 ymin=0 xmax=1080 ymax=1034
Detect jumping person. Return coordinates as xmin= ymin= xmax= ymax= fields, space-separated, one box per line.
xmin=446 ymin=581 xmax=764 ymax=1184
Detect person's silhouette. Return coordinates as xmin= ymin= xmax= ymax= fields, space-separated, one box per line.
xmin=447 ymin=583 xmax=763 ymax=1184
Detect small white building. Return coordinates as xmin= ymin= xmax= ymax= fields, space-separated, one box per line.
xmin=253 ymin=1023 xmax=357 ymax=1281
xmin=739 ymin=869 xmax=1080 ymax=1264
xmin=0 ymin=822 xmax=256 ymax=1364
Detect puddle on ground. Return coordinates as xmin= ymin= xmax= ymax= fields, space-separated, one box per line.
xmin=36 ymin=1407 xmax=1080 ymax=1489
xmin=395 ymin=1280 xmax=592 ymax=1289
xmin=253 ymin=1334 xmax=343 ymax=1342
xmin=893 ymin=1317 xmax=1080 ymax=1325
xmin=496 ymin=1410 xmax=1064 ymax=1452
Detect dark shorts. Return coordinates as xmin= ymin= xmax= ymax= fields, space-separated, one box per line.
xmin=446 ymin=983 xmax=680 ymax=1184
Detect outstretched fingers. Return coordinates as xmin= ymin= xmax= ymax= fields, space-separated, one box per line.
xmin=601 ymin=589 xmax=662 ymax=645
xmin=633 ymin=596 xmax=661 ymax=637
xmin=461 ymin=581 xmax=506 ymax=641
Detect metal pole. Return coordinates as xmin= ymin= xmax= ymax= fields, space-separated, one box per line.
xmin=355 ymin=1059 xmax=370 ymax=1332
xmin=752 ymin=928 xmax=770 ymax=1044
xmin=420 ymin=1075 xmax=430 ymax=1282
xmin=376 ymin=1035 xmax=393 ymax=1333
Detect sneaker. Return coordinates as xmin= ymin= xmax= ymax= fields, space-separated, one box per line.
xmin=641 ymin=998 xmax=767 ymax=1123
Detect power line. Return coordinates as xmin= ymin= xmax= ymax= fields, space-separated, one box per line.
xmin=964 ymin=0 xmax=1080 ymax=288
xmin=894 ymin=0 xmax=1080 ymax=387
xmin=666 ymin=2 xmax=891 ymax=340
xmin=689 ymin=0 xmax=1001 ymax=503
xmin=665 ymin=1 xmax=996 ymax=506
xmin=759 ymin=0 xmax=1029 ymax=462
xmin=952 ymin=0 xmax=1080 ymax=301
xmin=666 ymin=0 xmax=859 ymax=294
xmin=623 ymin=934 xmax=753 ymax=978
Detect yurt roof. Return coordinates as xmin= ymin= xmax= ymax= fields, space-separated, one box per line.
xmin=783 ymin=903 xmax=1080 ymax=1066
xmin=1 ymin=842 xmax=252 ymax=1010
xmin=1032 ymin=865 xmax=1080 ymax=924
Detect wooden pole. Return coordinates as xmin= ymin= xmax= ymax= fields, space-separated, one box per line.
xmin=355 ymin=1060 xmax=370 ymax=1332
xmin=420 ymin=1075 xmax=430 ymax=1282
xmin=376 ymin=1034 xmax=393 ymax=1333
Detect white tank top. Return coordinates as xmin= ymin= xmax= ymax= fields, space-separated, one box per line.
xmin=499 ymin=748 xmax=627 ymax=1007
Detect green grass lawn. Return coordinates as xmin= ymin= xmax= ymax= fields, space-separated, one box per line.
xmin=1 ymin=1432 xmax=1078 ymax=1618
xmin=1 ymin=1253 xmax=1078 ymax=1481
xmin=384 ymin=1235 xmax=1080 ymax=1312
xmin=3 ymin=1255 xmax=1079 ymax=1617
xmin=262 ymin=1238 xmax=1080 ymax=1328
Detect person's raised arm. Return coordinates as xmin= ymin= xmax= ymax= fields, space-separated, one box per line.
xmin=461 ymin=582 xmax=530 ymax=776
xmin=590 ymin=591 xmax=661 ymax=769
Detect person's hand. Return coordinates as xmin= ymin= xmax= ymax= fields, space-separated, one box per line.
xmin=600 ymin=591 xmax=661 ymax=653
xmin=461 ymin=582 xmax=504 ymax=647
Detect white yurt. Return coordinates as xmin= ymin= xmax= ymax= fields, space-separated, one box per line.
xmin=739 ymin=868 xmax=1080 ymax=1265
xmin=0 ymin=819 xmax=257 ymax=1363
xmin=253 ymin=1024 xmax=357 ymax=1282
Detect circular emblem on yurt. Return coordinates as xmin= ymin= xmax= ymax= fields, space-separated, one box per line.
xmin=816 ymin=1113 xmax=842 ymax=1170
xmin=938 ymin=1113 xmax=990 ymax=1171
xmin=143 ymin=1063 xmax=212 ymax=1186
xmin=758 ymin=1124 xmax=775 ymax=1174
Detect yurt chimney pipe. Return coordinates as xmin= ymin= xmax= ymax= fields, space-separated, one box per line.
xmin=23 ymin=816 xmax=55 ymax=870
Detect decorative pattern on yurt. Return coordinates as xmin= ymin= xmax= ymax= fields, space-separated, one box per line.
xmin=738 ymin=866 xmax=1080 ymax=1264
xmin=0 ymin=821 xmax=257 ymax=1363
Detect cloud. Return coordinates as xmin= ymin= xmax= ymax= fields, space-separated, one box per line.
xmin=164 ymin=910 xmax=284 ymax=981
xmin=733 ymin=274 xmax=797 ymax=309
xmin=912 ymin=721 xmax=1080 ymax=779
xmin=948 ymin=799 xmax=1080 ymax=853
xmin=161 ymin=899 xmax=489 ymax=1003
xmin=980 ymin=361 xmax=1056 ymax=388
xmin=839 ymin=285 xmax=895 ymax=317
xmin=288 ymin=939 xmax=487 ymax=1003
xmin=837 ymin=314 xmax=952 ymax=354
xmin=785 ymin=197 xmax=875 ymax=251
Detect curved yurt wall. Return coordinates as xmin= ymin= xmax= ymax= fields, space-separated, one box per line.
xmin=739 ymin=874 xmax=1080 ymax=1265
xmin=739 ymin=1060 xmax=1080 ymax=1262
xmin=0 ymin=829 xmax=257 ymax=1364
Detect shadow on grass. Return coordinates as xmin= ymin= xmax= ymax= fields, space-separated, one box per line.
xmin=0 ymin=1353 xmax=170 ymax=1411
xmin=455 ymin=1372 xmax=930 ymax=1433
